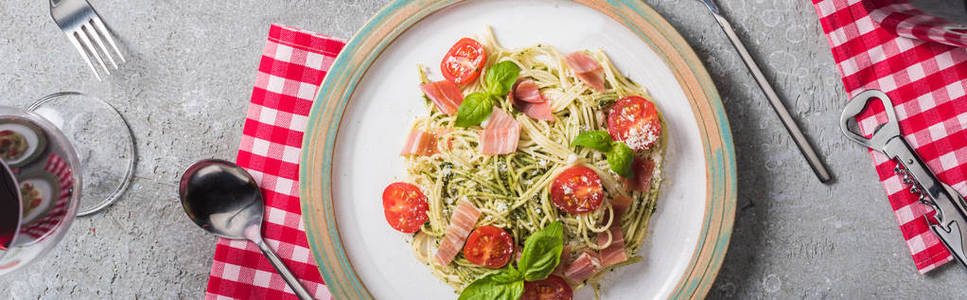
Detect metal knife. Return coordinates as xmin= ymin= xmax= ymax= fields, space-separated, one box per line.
xmin=698 ymin=0 xmax=833 ymax=183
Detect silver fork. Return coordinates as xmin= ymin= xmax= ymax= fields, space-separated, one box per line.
xmin=49 ymin=0 xmax=125 ymax=81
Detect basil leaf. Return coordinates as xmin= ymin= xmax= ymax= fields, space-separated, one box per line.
xmin=485 ymin=61 xmax=521 ymax=96
xmin=457 ymin=274 xmax=524 ymax=300
xmin=455 ymin=92 xmax=495 ymax=127
xmin=571 ymin=130 xmax=613 ymax=152
xmin=491 ymin=266 xmax=523 ymax=284
xmin=517 ymin=221 xmax=564 ymax=282
xmin=607 ymin=141 xmax=635 ymax=178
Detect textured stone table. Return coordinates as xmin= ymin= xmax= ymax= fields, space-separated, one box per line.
xmin=1 ymin=0 xmax=965 ymax=299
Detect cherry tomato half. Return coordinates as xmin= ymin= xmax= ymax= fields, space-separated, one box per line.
xmin=521 ymin=275 xmax=573 ymax=300
xmin=462 ymin=225 xmax=514 ymax=269
xmin=440 ymin=38 xmax=487 ymax=85
xmin=607 ymin=96 xmax=662 ymax=151
xmin=550 ymin=166 xmax=605 ymax=214
xmin=382 ymin=182 xmax=429 ymax=233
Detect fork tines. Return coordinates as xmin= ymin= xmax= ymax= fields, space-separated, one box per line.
xmin=66 ymin=16 xmax=125 ymax=81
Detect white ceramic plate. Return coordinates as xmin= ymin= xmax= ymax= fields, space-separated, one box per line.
xmin=337 ymin=1 xmax=701 ymax=299
xmin=301 ymin=1 xmax=736 ymax=299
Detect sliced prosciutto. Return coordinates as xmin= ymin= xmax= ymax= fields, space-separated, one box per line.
xmin=479 ymin=108 xmax=520 ymax=155
xmin=621 ymin=156 xmax=656 ymax=192
xmin=519 ymin=101 xmax=553 ymax=121
xmin=513 ymin=79 xmax=544 ymax=103
xmin=510 ymin=79 xmax=554 ymax=122
xmin=400 ymin=129 xmax=437 ymax=156
xmin=420 ymin=80 xmax=464 ymax=115
xmin=436 ymin=128 xmax=455 ymax=151
xmin=611 ymin=194 xmax=632 ymax=219
xmin=564 ymin=249 xmax=602 ymax=283
xmin=597 ymin=226 xmax=628 ymax=267
xmin=434 ymin=199 xmax=481 ymax=266
xmin=564 ymin=52 xmax=606 ymax=91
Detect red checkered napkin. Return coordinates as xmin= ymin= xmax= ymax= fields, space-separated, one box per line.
xmin=206 ymin=24 xmax=344 ymax=299
xmin=864 ymin=0 xmax=967 ymax=48
xmin=813 ymin=0 xmax=967 ymax=273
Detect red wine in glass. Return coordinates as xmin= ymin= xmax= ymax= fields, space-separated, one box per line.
xmin=0 ymin=93 xmax=134 ymax=275
xmin=0 ymin=167 xmax=18 ymax=251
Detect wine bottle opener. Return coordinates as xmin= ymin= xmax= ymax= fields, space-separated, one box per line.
xmin=841 ymin=89 xmax=967 ymax=267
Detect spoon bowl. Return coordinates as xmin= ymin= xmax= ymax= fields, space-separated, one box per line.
xmin=179 ymin=159 xmax=262 ymax=240
xmin=179 ymin=159 xmax=312 ymax=300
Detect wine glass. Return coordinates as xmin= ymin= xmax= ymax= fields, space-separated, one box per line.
xmin=0 ymin=92 xmax=135 ymax=275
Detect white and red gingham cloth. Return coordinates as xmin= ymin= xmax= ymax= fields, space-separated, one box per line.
xmin=813 ymin=0 xmax=967 ymax=273
xmin=206 ymin=24 xmax=344 ymax=299
xmin=864 ymin=0 xmax=967 ymax=48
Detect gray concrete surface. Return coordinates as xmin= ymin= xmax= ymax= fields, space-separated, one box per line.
xmin=0 ymin=0 xmax=963 ymax=299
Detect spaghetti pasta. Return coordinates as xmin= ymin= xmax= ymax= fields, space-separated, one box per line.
xmin=402 ymin=28 xmax=666 ymax=295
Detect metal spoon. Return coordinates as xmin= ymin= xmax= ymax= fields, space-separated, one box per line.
xmin=179 ymin=159 xmax=313 ymax=300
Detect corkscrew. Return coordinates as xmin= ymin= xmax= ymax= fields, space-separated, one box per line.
xmin=841 ymin=89 xmax=967 ymax=267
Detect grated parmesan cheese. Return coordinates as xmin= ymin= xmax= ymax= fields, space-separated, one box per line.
xmin=566 ymin=154 xmax=578 ymax=165
xmin=495 ymin=201 xmax=508 ymax=212
xmin=622 ymin=123 xmax=658 ymax=150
